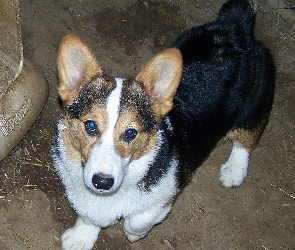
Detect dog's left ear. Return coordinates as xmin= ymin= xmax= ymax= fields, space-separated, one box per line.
xmin=136 ymin=48 xmax=182 ymax=120
xmin=58 ymin=35 xmax=102 ymax=106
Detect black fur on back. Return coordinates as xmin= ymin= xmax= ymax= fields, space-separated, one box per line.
xmin=169 ymin=0 xmax=275 ymax=188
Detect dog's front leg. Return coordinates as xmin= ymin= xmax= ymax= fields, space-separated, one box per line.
xmin=124 ymin=203 xmax=172 ymax=243
xmin=61 ymin=216 xmax=101 ymax=250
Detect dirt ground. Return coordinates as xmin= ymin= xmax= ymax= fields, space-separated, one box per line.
xmin=0 ymin=0 xmax=294 ymax=249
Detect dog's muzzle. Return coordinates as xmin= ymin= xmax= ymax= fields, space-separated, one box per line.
xmin=92 ymin=173 xmax=114 ymax=190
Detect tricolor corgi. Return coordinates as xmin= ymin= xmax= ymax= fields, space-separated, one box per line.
xmin=51 ymin=0 xmax=275 ymax=249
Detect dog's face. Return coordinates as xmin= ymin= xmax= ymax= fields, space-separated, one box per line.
xmin=57 ymin=35 xmax=182 ymax=194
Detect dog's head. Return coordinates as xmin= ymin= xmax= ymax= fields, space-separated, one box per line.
xmin=57 ymin=35 xmax=182 ymax=194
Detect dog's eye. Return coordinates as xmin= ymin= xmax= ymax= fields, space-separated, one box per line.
xmin=84 ymin=120 xmax=99 ymax=136
xmin=123 ymin=128 xmax=138 ymax=143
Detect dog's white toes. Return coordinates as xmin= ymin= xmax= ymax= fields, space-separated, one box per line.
xmin=219 ymin=162 xmax=247 ymax=187
xmin=61 ymin=226 xmax=98 ymax=250
xmin=219 ymin=141 xmax=250 ymax=187
xmin=124 ymin=228 xmax=148 ymax=243
xmin=123 ymin=218 xmax=149 ymax=243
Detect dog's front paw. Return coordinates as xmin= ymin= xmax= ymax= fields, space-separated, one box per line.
xmin=123 ymin=218 xmax=149 ymax=243
xmin=61 ymin=227 xmax=97 ymax=250
xmin=61 ymin=217 xmax=100 ymax=250
xmin=124 ymin=227 xmax=148 ymax=243
xmin=219 ymin=160 xmax=248 ymax=187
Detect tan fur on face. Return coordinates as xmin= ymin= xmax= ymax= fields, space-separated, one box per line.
xmin=61 ymin=105 xmax=108 ymax=164
xmin=114 ymin=110 xmax=158 ymax=160
xmin=61 ymin=118 xmax=83 ymax=163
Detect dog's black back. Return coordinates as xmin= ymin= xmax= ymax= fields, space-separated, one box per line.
xmin=169 ymin=0 xmax=275 ymax=187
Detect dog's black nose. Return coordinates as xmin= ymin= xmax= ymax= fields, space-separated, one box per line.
xmin=92 ymin=173 xmax=114 ymax=190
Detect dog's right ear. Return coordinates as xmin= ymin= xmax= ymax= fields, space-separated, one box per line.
xmin=57 ymin=35 xmax=102 ymax=106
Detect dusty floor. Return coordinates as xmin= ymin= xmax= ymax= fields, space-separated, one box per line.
xmin=0 ymin=0 xmax=294 ymax=249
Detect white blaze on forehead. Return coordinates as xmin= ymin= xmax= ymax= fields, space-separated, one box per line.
xmin=104 ymin=78 xmax=124 ymax=144
xmin=83 ymin=78 xmax=127 ymax=192
xmin=93 ymin=78 xmax=123 ymax=158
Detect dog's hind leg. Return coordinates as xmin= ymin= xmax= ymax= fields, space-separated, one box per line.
xmin=61 ymin=216 xmax=101 ymax=250
xmin=219 ymin=127 xmax=264 ymax=187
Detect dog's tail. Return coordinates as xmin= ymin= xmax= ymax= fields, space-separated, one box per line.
xmin=208 ymin=0 xmax=256 ymax=52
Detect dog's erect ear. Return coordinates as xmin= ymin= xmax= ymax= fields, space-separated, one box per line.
xmin=136 ymin=48 xmax=183 ymax=120
xmin=58 ymin=35 xmax=102 ymax=106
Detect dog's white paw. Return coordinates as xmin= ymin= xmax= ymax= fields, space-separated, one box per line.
xmin=123 ymin=218 xmax=150 ymax=243
xmin=219 ymin=161 xmax=248 ymax=187
xmin=61 ymin=217 xmax=100 ymax=250
xmin=124 ymin=227 xmax=148 ymax=243
xmin=219 ymin=142 xmax=249 ymax=187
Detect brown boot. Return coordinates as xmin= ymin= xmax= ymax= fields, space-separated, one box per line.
xmin=0 ymin=0 xmax=48 ymax=161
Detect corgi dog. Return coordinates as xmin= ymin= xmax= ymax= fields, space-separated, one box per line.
xmin=51 ymin=0 xmax=275 ymax=249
